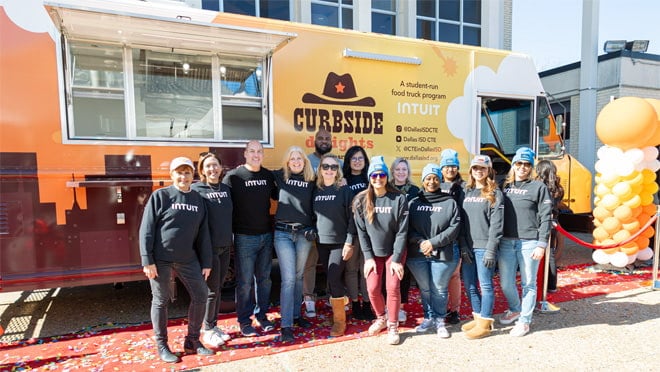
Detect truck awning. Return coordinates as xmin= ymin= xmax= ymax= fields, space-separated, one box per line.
xmin=44 ymin=0 xmax=295 ymax=57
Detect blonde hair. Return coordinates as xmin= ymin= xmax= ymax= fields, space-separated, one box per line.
xmin=282 ymin=146 xmax=315 ymax=182
xmin=316 ymin=154 xmax=344 ymax=189
xmin=467 ymin=165 xmax=497 ymax=206
xmin=389 ymin=157 xmax=412 ymax=185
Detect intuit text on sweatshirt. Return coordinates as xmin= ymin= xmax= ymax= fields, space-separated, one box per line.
xmin=503 ymin=187 xmax=528 ymax=195
xmin=245 ymin=179 xmax=268 ymax=187
xmin=315 ymin=195 xmax=336 ymax=201
xmin=374 ymin=206 xmax=393 ymax=213
xmin=286 ymin=178 xmax=311 ymax=188
xmin=171 ymin=203 xmax=199 ymax=212
xmin=414 ymin=205 xmax=443 ymax=212
xmin=464 ymin=196 xmax=487 ymax=203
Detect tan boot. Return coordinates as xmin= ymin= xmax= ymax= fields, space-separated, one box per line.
xmin=330 ymin=296 xmax=348 ymax=337
xmin=465 ymin=316 xmax=494 ymax=340
xmin=461 ymin=312 xmax=480 ymax=332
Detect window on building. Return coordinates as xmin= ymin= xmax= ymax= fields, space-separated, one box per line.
xmin=311 ymin=0 xmax=353 ymax=30
xmin=202 ymin=0 xmax=290 ymax=20
xmin=416 ymin=0 xmax=481 ymax=45
xmin=372 ymin=0 xmax=396 ymax=35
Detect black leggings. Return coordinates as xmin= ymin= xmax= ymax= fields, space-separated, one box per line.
xmin=317 ymin=243 xmax=347 ymax=298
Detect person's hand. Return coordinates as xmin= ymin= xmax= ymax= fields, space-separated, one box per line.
xmin=419 ymin=240 xmax=434 ymax=256
xmin=390 ymin=261 xmax=404 ymax=280
xmin=339 ymin=178 xmax=347 ymax=186
xmin=460 ymin=245 xmax=474 ymax=264
xmin=531 ymin=246 xmax=545 ymax=260
xmin=342 ymin=244 xmax=354 ymax=261
xmin=202 ymin=268 xmax=211 ymax=280
xmin=483 ymin=249 xmax=497 ymax=269
xmin=363 ymin=258 xmax=376 ymax=278
xmin=143 ymin=264 xmax=157 ymax=279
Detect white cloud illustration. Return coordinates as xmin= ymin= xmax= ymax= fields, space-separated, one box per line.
xmin=1 ymin=0 xmax=57 ymax=41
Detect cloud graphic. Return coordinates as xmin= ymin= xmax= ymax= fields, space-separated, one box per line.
xmin=446 ymin=54 xmax=543 ymax=155
xmin=1 ymin=0 xmax=57 ymax=41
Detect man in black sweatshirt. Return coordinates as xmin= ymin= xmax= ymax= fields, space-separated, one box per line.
xmin=223 ymin=141 xmax=278 ymax=337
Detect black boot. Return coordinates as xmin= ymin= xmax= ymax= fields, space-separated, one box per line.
xmin=184 ymin=339 xmax=213 ymax=355
xmin=361 ymin=302 xmax=375 ymax=321
xmin=351 ymin=301 xmax=364 ymax=320
xmin=157 ymin=344 xmax=180 ymax=363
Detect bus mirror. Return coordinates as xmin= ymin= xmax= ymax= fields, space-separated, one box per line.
xmin=555 ymin=114 xmax=564 ymax=135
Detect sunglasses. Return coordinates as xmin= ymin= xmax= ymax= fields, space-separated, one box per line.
xmin=321 ymin=163 xmax=339 ymax=171
xmin=514 ymin=162 xmax=532 ymax=168
xmin=370 ymin=173 xmax=387 ymax=180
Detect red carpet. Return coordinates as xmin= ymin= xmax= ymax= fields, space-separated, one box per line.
xmin=0 ymin=264 xmax=652 ymax=371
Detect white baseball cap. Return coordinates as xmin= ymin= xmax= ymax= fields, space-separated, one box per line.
xmin=169 ymin=157 xmax=194 ymax=172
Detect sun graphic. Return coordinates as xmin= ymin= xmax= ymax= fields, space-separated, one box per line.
xmin=431 ymin=47 xmax=458 ymax=76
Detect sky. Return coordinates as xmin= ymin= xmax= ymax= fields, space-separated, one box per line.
xmin=512 ymin=0 xmax=660 ymax=71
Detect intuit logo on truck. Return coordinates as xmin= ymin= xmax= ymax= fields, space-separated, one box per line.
xmin=294 ymin=72 xmax=383 ymax=150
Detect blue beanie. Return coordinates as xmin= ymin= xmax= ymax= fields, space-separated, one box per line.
xmin=367 ymin=156 xmax=389 ymax=178
xmin=421 ymin=163 xmax=441 ymax=183
xmin=439 ymin=149 xmax=460 ymax=169
xmin=512 ymin=147 xmax=535 ymax=166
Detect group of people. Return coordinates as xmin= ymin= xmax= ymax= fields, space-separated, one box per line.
xmin=139 ymin=128 xmax=561 ymax=362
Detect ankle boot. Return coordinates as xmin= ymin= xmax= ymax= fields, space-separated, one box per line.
xmin=157 ymin=344 xmax=180 ymax=363
xmin=351 ymin=301 xmax=364 ymax=320
xmin=362 ymin=302 xmax=376 ymax=321
xmin=461 ymin=312 xmax=480 ymax=332
xmin=330 ymin=296 xmax=348 ymax=336
xmin=465 ymin=316 xmax=494 ymax=340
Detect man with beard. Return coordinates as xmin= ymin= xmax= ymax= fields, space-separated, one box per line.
xmin=307 ymin=128 xmax=333 ymax=172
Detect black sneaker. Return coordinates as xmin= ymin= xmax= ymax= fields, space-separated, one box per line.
xmin=280 ymin=327 xmax=294 ymax=342
xmin=183 ymin=339 xmax=213 ymax=355
xmin=445 ymin=310 xmax=460 ymax=325
xmin=351 ymin=301 xmax=364 ymax=320
xmin=256 ymin=318 xmax=275 ymax=332
xmin=240 ymin=324 xmax=258 ymax=337
xmin=157 ymin=345 xmax=180 ymax=363
xmin=362 ymin=302 xmax=376 ymax=321
xmin=294 ymin=317 xmax=312 ymax=328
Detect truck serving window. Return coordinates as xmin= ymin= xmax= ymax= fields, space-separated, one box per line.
xmin=47 ymin=1 xmax=293 ymax=146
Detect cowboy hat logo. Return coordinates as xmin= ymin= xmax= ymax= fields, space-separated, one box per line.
xmin=302 ymin=72 xmax=375 ymax=107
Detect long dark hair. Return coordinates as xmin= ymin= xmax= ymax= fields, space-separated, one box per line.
xmin=535 ymin=160 xmax=564 ymax=202
xmin=342 ymin=146 xmax=369 ymax=179
xmin=354 ymin=177 xmax=399 ymax=224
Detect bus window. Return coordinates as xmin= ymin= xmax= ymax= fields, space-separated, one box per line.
xmin=480 ymin=97 xmax=533 ymax=156
xmin=536 ymin=95 xmax=564 ymax=158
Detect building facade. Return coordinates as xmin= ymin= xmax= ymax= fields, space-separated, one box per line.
xmin=181 ymin=0 xmax=512 ymax=50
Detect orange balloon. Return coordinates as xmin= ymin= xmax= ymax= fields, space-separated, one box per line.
xmin=631 ymin=206 xmax=643 ymax=218
xmin=603 ymin=247 xmax=620 ymax=255
xmin=641 ymin=226 xmax=655 ymax=239
xmin=642 ymin=203 xmax=657 ymax=216
xmin=612 ymin=205 xmax=633 ymax=222
xmin=620 ymin=243 xmax=639 ymax=256
xmin=643 ymin=98 xmax=660 ymax=147
xmin=613 ymin=229 xmax=631 ymax=243
xmin=602 ymin=217 xmax=621 ymax=234
xmin=636 ymin=236 xmax=650 ymax=249
xmin=621 ymin=220 xmax=640 ymax=232
xmin=596 ymin=97 xmax=657 ymax=149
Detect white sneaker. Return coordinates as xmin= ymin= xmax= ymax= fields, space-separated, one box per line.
xmin=415 ymin=318 xmax=435 ymax=333
xmin=398 ymin=309 xmax=407 ymax=322
xmin=387 ymin=322 xmax=400 ymax=345
xmin=368 ymin=317 xmax=387 ymax=336
xmin=212 ymin=326 xmax=231 ymax=342
xmin=435 ymin=318 xmax=450 ymax=338
xmin=304 ymin=297 xmax=317 ymax=318
xmin=510 ymin=321 xmax=530 ymax=337
xmin=202 ymin=328 xmax=225 ymax=347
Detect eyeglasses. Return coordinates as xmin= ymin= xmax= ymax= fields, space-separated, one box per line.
xmin=321 ymin=163 xmax=339 ymax=171
xmin=370 ymin=173 xmax=387 ymax=180
xmin=514 ymin=162 xmax=532 ymax=168
xmin=351 ymin=156 xmax=365 ymax=162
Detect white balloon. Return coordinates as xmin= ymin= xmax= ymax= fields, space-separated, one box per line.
xmin=614 ymin=160 xmax=634 ymax=177
xmin=637 ymin=247 xmax=654 ymax=261
xmin=642 ymin=146 xmax=659 ymax=162
xmin=597 ymin=145 xmax=610 ymax=160
xmin=610 ymin=252 xmax=629 ymax=268
xmin=624 ymin=148 xmax=644 ymax=165
xmin=648 ymin=159 xmax=660 ymax=172
xmin=626 ymin=253 xmax=638 ymax=265
xmin=592 ymin=249 xmax=610 ymax=265
xmin=594 ymin=160 xmax=607 ymax=175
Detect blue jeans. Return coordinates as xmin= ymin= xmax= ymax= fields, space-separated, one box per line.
xmin=407 ymin=256 xmax=458 ymax=320
xmin=498 ymin=239 xmax=541 ymax=324
xmin=234 ymin=233 xmax=273 ymax=326
xmin=274 ymin=229 xmax=313 ymax=327
xmin=149 ymin=259 xmax=208 ymax=345
xmin=461 ymin=248 xmax=497 ymax=318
